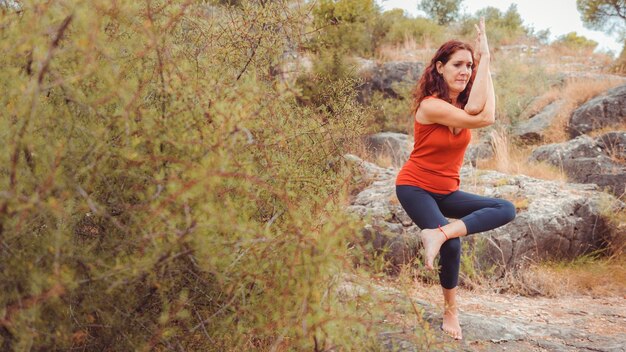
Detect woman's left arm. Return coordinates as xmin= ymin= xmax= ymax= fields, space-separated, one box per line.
xmin=465 ymin=18 xmax=491 ymax=115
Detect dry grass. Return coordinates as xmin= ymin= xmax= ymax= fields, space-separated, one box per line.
xmin=477 ymin=128 xmax=567 ymax=181
xmin=588 ymin=122 xmax=626 ymax=163
xmin=524 ymin=77 xmax=625 ymax=144
xmin=499 ymin=256 xmax=626 ymax=297
xmin=347 ymin=137 xmax=397 ymax=169
xmin=537 ymin=46 xmax=615 ymax=75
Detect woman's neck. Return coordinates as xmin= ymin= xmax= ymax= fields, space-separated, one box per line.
xmin=450 ymin=92 xmax=459 ymax=105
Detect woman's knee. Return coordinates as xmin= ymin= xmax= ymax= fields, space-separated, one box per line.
xmin=499 ymin=199 xmax=516 ymax=223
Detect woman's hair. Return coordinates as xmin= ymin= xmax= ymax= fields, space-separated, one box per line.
xmin=412 ymin=40 xmax=477 ymax=114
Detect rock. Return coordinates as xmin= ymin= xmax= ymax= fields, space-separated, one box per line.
xmin=339 ymin=278 xmax=626 ymax=352
xmin=359 ymin=131 xmax=496 ymax=168
xmin=460 ymin=168 xmax=616 ymax=271
xmin=357 ymin=61 xmax=423 ymax=103
xmin=464 ymin=139 xmax=494 ymax=167
xmin=512 ymin=100 xmax=564 ymax=143
xmin=530 ymin=133 xmax=626 ymax=196
xmin=569 ymin=84 xmax=626 ymax=137
xmin=345 ymin=154 xmax=620 ymax=271
xmin=598 ymin=131 xmax=626 ymax=160
xmin=361 ymin=225 xmax=421 ymax=270
xmin=363 ymin=132 xmax=412 ymax=168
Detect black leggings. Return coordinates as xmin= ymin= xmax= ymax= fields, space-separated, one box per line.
xmin=396 ymin=185 xmax=516 ymax=289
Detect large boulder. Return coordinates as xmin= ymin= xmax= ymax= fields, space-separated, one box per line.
xmin=530 ymin=133 xmax=626 ymax=196
xmin=464 ymin=138 xmax=494 ymax=167
xmin=345 ymin=154 xmax=619 ymax=271
xmin=360 ymin=131 xmax=496 ymax=168
xmin=569 ymin=84 xmax=626 ymax=137
xmin=460 ymin=168 xmax=615 ymax=271
xmin=363 ymin=132 xmax=412 ymax=168
xmin=357 ymin=60 xmax=423 ymax=103
xmin=512 ymin=100 xmax=564 ymax=143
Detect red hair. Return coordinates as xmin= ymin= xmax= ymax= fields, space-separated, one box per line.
xmin=412 ymin=40 xmax=477 ymax=114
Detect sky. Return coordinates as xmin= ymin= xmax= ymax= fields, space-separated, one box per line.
xmin=376 ymin=0 xmax=623 ymax=55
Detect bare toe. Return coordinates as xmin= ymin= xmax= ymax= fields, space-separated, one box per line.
xmin=442 ymin=312 xmax=463 ymax=340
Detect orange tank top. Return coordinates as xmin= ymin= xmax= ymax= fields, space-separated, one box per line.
xmin=395 ymin=99 xmax=471 ymax=194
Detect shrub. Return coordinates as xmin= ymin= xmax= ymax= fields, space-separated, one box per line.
xmin=310 ymin=0 xmax=381 ymax=56
xmin=0 ymin=1 xmax=386 ymax=350
xmin=367 ymin=87 xmax=414 ymax=134
xmin=552 ymin=31 xmax=598 ymax=54
xmin=491 ymin=53 xmax=556 ymax=124
xmin=383 ymin=14 xmax=445 ymax=48
xmin=458 ymin=4 xmax=528 ymax=47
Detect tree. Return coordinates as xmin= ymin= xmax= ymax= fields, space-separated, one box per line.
xmin=577 ymin=0 xmax=626 ymax=39
xmin=418 ymin=0 xmax=463 ymax=25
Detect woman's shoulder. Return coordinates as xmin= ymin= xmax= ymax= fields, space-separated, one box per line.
xmin=419 ymin=96 xmax=453 ymax=112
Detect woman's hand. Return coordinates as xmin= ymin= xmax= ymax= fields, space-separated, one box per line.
xmin=474 ymin=17 xmax=490 ymax=61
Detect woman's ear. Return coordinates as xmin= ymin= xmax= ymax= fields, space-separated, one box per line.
xmin=435 ymin=61 xmax=443 ymax=75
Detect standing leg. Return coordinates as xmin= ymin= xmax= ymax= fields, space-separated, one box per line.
xmin=396 ymin=186 xmax=464 ymax=339
xmin=435 ymin=190 xmax=516 ymax=340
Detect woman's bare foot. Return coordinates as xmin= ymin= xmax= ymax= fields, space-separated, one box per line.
xmin=442 ymin=310 xmax=463 ymax=340
xmin=419 ymin=228 xmax=446 ymax=270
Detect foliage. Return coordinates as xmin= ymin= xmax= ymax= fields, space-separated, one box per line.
xmin=577 ymin=0 xmax=626 ymax=40
xmin=295 ymin=50 xmax=361 ymax=110
xmin=552 ymin=31 xmax=599 ymax=53
xmin=613 ymin=40 xmax=626 ymax=72
xmin=0 ymin=0 xmax=388 ymax=350
xmin=459 ymin=4 xmax=528 ymax=46
xmin=418 ymin=0 xmax=462 ymax=26
xmin=379 ymin=10 xmax=445 ymax=47
xmin=367 ymin=87 xmax=413 ymax=134
xmin=491 ymin=54 xmax=556 ymax=124
xmin=310 ymin=0 xmax=381 ymax=56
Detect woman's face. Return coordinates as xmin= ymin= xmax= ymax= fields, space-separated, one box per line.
xmin=436 ymin=49 xmax=473 ymax=95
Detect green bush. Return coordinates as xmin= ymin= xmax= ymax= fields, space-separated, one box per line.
xmin=368 ymin=88 xmax=414 ymax=134
xmin=0 ymin=1 xmax=388 ymax=350
xmin=310 ymin=0 xmax=381 ymax=56
xmin=382 ymin=12 xmax=445 ymax=47
xmin=459 ymin=4 xmax=528 ymax=47
xmin=492 ymin=55 xmax=556 ymax=124
xmin=552 ymin=31 xmax=598 ymax=53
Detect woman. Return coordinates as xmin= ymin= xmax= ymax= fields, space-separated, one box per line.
xmin=395 ymin=19 xmax=516 ymax=340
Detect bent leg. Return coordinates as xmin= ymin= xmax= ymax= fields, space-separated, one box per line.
xmin=438 ymin=190 xmax=516 ymax=235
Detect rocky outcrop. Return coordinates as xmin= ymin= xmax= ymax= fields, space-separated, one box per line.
xmin=363 ymin=132 xmax=412 ymax=168
xmin=512 ymin=100 xmax=564 ymax=143
xmin=464 ymin=139 xmax=494 ymax=167
xmin=361 ymin=131 xmax=495 ymax=169
xmin=357 ymin=61 xmax=423 ymax=102
xmin=345 ymin=154 xmax=619 ymax=271
xmin=460 ymin=168 xmax=615 ymax=271
xmin=337 ymin=279 xmax=626 ymax=352
xmin=569 ymin=84 xmax=626 ymax=137
xmin=530 ymin=133 xmax=626 ymax=196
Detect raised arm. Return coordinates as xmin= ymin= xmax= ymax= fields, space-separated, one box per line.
xmin=465 ymin=18 xmax=492 ymax=115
